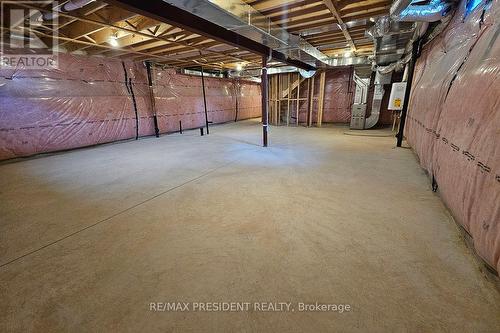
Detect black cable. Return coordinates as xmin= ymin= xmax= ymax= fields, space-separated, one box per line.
xmin=122 ymin=62 xmax=139 ymax=140
xmin=128 ymin=78 xmax=139 ymax=140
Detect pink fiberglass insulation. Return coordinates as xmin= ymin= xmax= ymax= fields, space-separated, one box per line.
xmin=150 ymin=67 xmax=260 ymax=132
xmin=295 ymin=67 xmax=354 ymax=124
xmin=322 ymin=67 xmax=355 ymax=123
xmin=0 ymin=53 xmax=261 ymax=161
xmin=405 ymin=0 xmax=500 ymax=271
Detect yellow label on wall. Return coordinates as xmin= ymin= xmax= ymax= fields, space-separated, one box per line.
xmin=394 ymin=98 xmax=401 ymax=108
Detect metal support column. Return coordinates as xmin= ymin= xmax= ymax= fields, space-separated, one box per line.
xmin=396 ymin=40 xmax=420 ymax=147
xmin=200 ymin=66 xmax=210 ymax=135
xmin=261 ymin=56 xmax=269 ymax=147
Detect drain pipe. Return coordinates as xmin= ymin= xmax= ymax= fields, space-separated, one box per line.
xmin=396 ymin=39 xmax=421 ymax=147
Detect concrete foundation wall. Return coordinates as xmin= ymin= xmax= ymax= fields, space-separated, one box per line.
xmin=0 ymin=53 xmax=261 ymax=161
xmin=405 ymin=0 xmax=500 ymax=271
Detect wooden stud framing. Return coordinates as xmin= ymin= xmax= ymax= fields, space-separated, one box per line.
xmin=296 ymin=73 xmax=300 ymax=126
xmin=308 ymin=76 xmax=315 ymax=127
xmin=277 ymin=74 xmax=280 ymax=125
xmin=317 ymin=71 xmax=326 ymax=127
xmin=286 ymin=73 xmax=291 ymax=126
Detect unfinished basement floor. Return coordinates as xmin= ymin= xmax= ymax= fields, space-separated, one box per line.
xmin=1 ymin=119 xmax=499 ymax=332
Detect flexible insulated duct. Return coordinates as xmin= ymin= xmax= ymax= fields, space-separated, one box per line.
xmin=390 ymin=0 xmax=413 ymax=17
xmin=394 ymin=0 xmax=455 ymax=22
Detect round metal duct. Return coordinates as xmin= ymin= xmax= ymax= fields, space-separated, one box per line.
xmin=299 ymin=69 xmax=316 ymax=78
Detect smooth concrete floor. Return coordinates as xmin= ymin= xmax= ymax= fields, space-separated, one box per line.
xmin=1 ymin=119 xmax=499 ymax=332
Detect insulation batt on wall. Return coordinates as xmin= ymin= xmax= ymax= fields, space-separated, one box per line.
xmin=0 ymin=53 xmax=261 ymax=161
xmin=294 ymin=67 xmax=355 ymax=124
xmin=405 ymin=0 xmax=500 ymax=271
xmin=321 ymin=68 xmax=355 ymax=123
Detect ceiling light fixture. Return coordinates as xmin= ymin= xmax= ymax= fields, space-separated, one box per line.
xmin=236 ymin=63 xmax=243 ymax=71
xmin=109 ymin=35 xmax=119 ymax=47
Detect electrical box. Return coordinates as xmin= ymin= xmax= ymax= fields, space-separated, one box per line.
xmin=350 ymin=104 xmax=367 ymax=129
xmin=388 ymin=82 xmax=407 ymax=110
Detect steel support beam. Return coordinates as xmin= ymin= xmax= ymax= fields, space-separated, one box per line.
xmin=105 ymin=0 xmax=315 ymax=71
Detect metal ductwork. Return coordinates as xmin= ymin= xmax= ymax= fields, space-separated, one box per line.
xmin=299 ymin=69 xmax=316 ymax=78
xmin=163 ymin=0 xmax=330 ymax=67
xmin=391 ymin=0 xmax=455 ymax=22
xmin=322 ymin=56 xmax=371 ymax=67
xmin=228 ymin=68 xmax=262 ymax=78
xmin=377 ymin=52 xmax=412 ymax=74
xmin=227 ymin=66 xmax=305 ymax=78
xmin=390 ymin=0 xmax=413 ymax=17
xmin=368 ymin=17 xmax=416 ymax=66
xmin=370 ymin=0 xmax=455 ymax=68
xmin=227 ymin=58 xmax=370 ymax=79
xmin=42 ymin=0 xmax=96 ymax=20
xmin=365 ymin=72 xmax=392 ymax=129
xmin=366 ymin=16 xmax=416 ymax=38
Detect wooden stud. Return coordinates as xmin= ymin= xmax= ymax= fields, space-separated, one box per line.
xmin=286 ymin=73 xmax=291 ymax=126
xmin=308 ymin=76 xmax=315 ymax=127
xmin=296 ymin=73 xmax=300 ymax=126
xmin=272 ymin=75 xmax=276 ymax=125
xmin=276 ymin=74 xmax=282 ymax=126
xmin=269 ymin=75 xmax=274 ymax=125
xmin=317 ymin=71 xmax=326 ymax=127
xmin=270 ymin=75 xmax=273 ymax=125
xmin=274 ymin=74 xmax=280 ymax=125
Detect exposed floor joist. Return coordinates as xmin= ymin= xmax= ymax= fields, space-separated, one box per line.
xmin=2 ymin=0 xmax=393 ymax=69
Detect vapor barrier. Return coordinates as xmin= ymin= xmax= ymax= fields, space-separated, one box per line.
xmin=0 ymin=53 xmax=261 ymax=160
xmin=320 ymin=67 xmax=354 ymax=123
xmin=294 ymin=67 xmax=354 ymax=124
xmin=405 ymin=0 xmax=499 ymax=271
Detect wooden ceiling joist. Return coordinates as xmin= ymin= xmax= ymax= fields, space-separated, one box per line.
xmin=3 ymin=0 xmax=393 ymax=69
xmin=322 ymin=0 xmax=357 ymax=53
xmin=13 ymin=1 xmax=261 ymax=69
